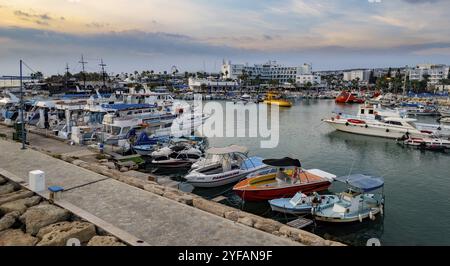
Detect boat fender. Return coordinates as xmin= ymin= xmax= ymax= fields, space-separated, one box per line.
xmin=358 ymin=214 xmax=363 ymax=223
xmin=369 ymin=211 xmax=375 ymax=221
xmin=336 ymin=115 xmax=340 ymax=119
xmin=437 ymin=127 xmax=441 ymax=130
xmin=386 ymin=129 xmax=390 ymax=133
xmin=345 ymin=122 xmax=349 ymax=126
xmin=380 ymin=204 xmax=384 ymax=216
xmin=365 ymin=124 xmax=368 ymax=129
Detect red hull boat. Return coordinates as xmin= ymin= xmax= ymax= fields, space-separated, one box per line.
xmin=335 ymin=91 xmax=365 ymax=104
xmin=233 ymin=157 xmax=335 ymax=202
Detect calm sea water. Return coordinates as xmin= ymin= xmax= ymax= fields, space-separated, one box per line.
xmin=150 ymin=99 xmax=450 ymax=246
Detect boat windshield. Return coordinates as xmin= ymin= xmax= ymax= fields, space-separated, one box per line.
xmin=103 ymin=125 xmax=122 ymax=135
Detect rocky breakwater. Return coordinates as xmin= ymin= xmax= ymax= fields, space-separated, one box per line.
xmin=0 ymin=177 xmax=125 ymax=246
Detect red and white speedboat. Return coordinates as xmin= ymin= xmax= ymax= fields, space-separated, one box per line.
xmin=335 ymin=91 xmax=365 ymax=104
xmin=233 ymin=158 xmax=336 ymax=202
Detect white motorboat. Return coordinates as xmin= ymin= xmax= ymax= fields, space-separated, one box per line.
xmin=184 ymin=145 xmax=269 ymax=188
xmin=269 ymin=192 xmax=340 ymax=215
xmin=323 ymin=104 xmax=440 ymax=139
xmin=313 ymin=174 xmax=385 ymax=223
xmin=151 ymin=143 xmax=203 ymax=168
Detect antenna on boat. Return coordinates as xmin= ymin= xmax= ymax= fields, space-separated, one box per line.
xmin=79 ymin=54 xmax=87 ymax=89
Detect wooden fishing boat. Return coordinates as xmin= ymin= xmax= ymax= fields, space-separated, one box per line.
xmin=233 ymin=158 xmax=335 ymax=202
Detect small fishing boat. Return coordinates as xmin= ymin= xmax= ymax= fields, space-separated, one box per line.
xmin=233 ymin=158 xmax=336 ymax=202
xmin=269 ymin=192 xmax=340 ymax=215
xmin=313 ymin=174 xmax=384 ymax=223
xmin=263 ymin=92 xmax=292 ymax=107
xmin=184 ymin=145 xmax=269 ymax=187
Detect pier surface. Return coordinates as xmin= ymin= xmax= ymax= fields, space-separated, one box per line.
xmin=0 ymin=138 xmax=299 ymax=246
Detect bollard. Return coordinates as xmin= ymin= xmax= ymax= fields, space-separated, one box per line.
xmin=29 ymin=170 xmax=46 ymax=192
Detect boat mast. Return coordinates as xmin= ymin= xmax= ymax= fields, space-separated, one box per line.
xmin=99 ymin=59 xmax=107 ymax=88
xmin=79 ymin=54 xmax=87 ymax=89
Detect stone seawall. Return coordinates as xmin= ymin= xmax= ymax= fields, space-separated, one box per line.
xmin=0 ymin=177 xmax=125 ymax=246
xmin=53 ymin=150 xmax=344 ymax=246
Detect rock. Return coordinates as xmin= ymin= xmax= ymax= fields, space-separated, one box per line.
xmin=224 ymin=211 xmax=239 ymax=222
xmin=192 ymin=198 xmax=235 ymax=218
xmin=237 ymin=216 xmax=254 ymax=227
xmin=0 ymin=176 xmax=6 ymax=185
xmin=0 ymin=229 xmax=39 ymax=246
xmin=102 ymin=162 xmax=116 ymax=170
xmin=72 ymin=159 xmax=85 ymax=166
xmin=163 ymin=191 xmax=194 ymax=205
xmin=253 ymin=218 xmax=282 ymax=234
xmin=87 ymin=236 xmax=126 ymax=246
xmin=37 ymin=221 xmax=96 ymax=246
xmin=98 ymin=159 xmax=109 ymax=163
xmin=143 ymin=184 xmax=165 ymax=196
xmin=297 ymin=230 xmax=326 ymax=246
xmin=0 ymin=190 xmax=34 ymax=205
xmin=0 ymin=211 xmax=20 ymax=231
xmin=0 ymin=196 xmax=41 ymax=215
xmin=120 ymin=167 xmax=129 ymax=172
xmin=0 ymin=183 xmax=15 ymax=195
xmin=118 ymin=175 xmax=146 ymax=189
xmin=20 ymin=203 xmax=71 ymax=235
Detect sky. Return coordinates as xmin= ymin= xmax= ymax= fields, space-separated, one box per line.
xmin=1 ymin=0 xmax=450 ymax=75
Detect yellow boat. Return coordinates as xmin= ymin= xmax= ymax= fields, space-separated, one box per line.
xmin=263 ymin=92 xmax=292 ymax=107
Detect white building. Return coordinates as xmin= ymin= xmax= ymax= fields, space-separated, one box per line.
xmin=342 ymin=70 xmax=371 ymax=82
xmin=221 ymin=60 xmax=321 ymax=86
xmin=409 ymin=64 xmax=449 ymax=85
xmin=188 ymin=77 xmax=238 ymax=91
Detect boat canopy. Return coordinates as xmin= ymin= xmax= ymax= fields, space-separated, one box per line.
xmin=207 ymin=145 xmax=248 ymax=155
xmin=262 ymin=157 xmax=301 ymax=167
xmin=335 ymin=174 xmax=384 ymax=192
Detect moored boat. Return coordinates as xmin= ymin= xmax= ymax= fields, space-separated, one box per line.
xmin=263 ymin=92 xmax=292 ymax=107
xmin=233 ymin=157 xmax=336 ymax=202
xmin=184 ymin=145 xmax=269 ymax=187
xmin=312 ymin=174 xmax=384 ymax=223
xmin=335 ymin=91 xmax=364 ymax=104
xmin=269 ymin=192 xmax=340 ymax=215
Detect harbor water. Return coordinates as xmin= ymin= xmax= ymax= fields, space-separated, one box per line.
xmin=152 ymin=99 xmax=450 ymax=246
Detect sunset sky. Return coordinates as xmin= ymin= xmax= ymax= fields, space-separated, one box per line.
xmin=1 ymin=0 xmax=450 ymax=75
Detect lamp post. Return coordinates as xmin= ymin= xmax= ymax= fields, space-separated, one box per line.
xmin=20 ymin=59 xmax=26 ymax=150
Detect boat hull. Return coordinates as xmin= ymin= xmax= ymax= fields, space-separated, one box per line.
xmin=263 ymin=100 xmax=292 ymax=107
xmin=324 ymin=119 xmax=429 ymax=139
xmin=314 ymin=208 xmax=381 ymax=223
xmin=234 ymin=181 xmax=331 ymax=202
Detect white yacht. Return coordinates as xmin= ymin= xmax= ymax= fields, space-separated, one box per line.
xmin=323 ymin=104 xmax=437 ymax=139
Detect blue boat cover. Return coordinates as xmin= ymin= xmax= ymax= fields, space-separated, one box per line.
xmin=241 ymin=156 xmax=265 ymax=170
xmin=335 ymin=174 xmax=384 ymax=192
xmin=135 ymin=131 xmax=170 ymax=145
xmin=101 ymin=103 xmax=156 ymax=111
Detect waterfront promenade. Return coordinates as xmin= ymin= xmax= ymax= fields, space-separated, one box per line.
xmin=0 ymin=138 xmax=299 ymax=246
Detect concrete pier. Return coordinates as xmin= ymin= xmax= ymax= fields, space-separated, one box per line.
xmin=0 ymin=138 xmax=298 ymax=246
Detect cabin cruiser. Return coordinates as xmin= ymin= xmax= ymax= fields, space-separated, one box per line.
xmin=312 ymin=174 xmax=384 ymax=223
xmin=323 ymin=104 xmax=449 ymax=139
xmin=184 ymin=145 xmax=269 ymax=188
xmin=398 ymin=134 xmax=450 ymax=151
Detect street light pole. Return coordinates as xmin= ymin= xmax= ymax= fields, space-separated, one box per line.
xmin=20 ymin=59 xmax=26 ymax=150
